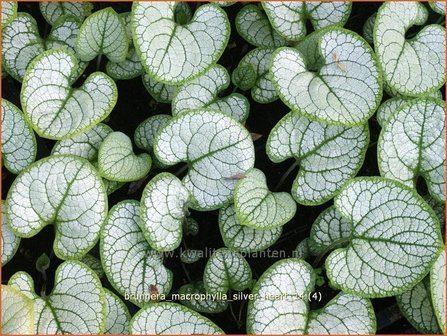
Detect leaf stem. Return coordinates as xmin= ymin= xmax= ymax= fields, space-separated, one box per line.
xmin=174 ymin=164 xmax=188 ymax=177
xmin=274 ymin=160 xmax=299 ymax=191
xmin=312 ymin=237 xmax=350 ymax=267
xmin=96 ymin=54 xmax=102 ymax=71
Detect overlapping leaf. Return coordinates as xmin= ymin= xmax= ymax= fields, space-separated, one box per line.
xmin=2 ymin=1 xmax=17 ymax=26
xmin=179 ymin=281 xmax=228 ymax=313
xmin=142 ymin=74 xmax=177 ymax=103
xmin=132 ymin=2 xmax=230 ymax=84
xmin=1 ymin=286 xmax=34 ymax=334
xmin=431 ymin=250 xmax=446 ymax=333
xmin=154 ymin=109 xmax=255 ymax=210
xmin=104 ymin=288 xmax=131 ymax=334
xmin=1 ymin=201 xmax=20 ymax=265
xmin=267 ymin=112 xmax=368 ymax=205
xmin=39 ymin=2 xmax=92 ymax=25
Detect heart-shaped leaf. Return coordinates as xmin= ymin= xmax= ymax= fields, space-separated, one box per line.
xmin=1 ymin=285 xmax=34 ymax=334
xmin=142 ymin=74 xmax=177 ymax=103
xmin=2 ymin=1 xmax=17 ymax=26
xmin=374 ymin=2 xmax=445 ymax=96
xmin=154 ymin=109 xmax=255 ymax=210
xmin=219 ymin=205 xmax=282 ymax=253
xmin=131 ymin=302 xmax=224 ymax=334
xmin=76 ymin=7 xmax=129 ymax=63
xmin=262 ymin=2 xmax=352 ymax=41
xmin=327 ymin=177 xmax=443 ymax=298
xmin=308 ymin=206 xmax=351 ymax=257
xmin=179 ymin=281 xmax=228 ymax=313
xmin=234 ymin=168 xmax=296 ymax=229
xmin=378 ymin=98 xmax=445 ymax=203
xmin=104 ymin=288 xmax=131 ymax=334
xmin=132 ymin=2 xmax=230 ymax=84
xmin=21 ymin=49 xmax=117 ymax=139
xmin=236 ymin=4 xmax=287 ymax=48
xmin=271 ymin=27 xmax=382 ymax=125
xmin=2 ymin=201 xmax=20 ymax=265
xmin=172 ymin=65 xmax=249 ymax=122
xmin=233 ymin=48 xmax=278 ymax=104
xmin=267 ymin=112 xmax=368 ymax=205
xmin=98 ymin=131 xmax=152 ymax=182
xmin=306 ymin=292 xmax=376 ymax=334
xmin=2 ymin=99 xmax=36 ymax=174
xmin=39 ymin=2 xmax=92 ymax=25
xmin=100 ymin=200 xmax=173 ymax=307
xmin=140 ymin=173 xmax=191 ymax=252
xmin=5 ymin=155 xmax=107 ymax=260
xmin=397 ymin=277 xmax=441 ymax=334
xmin=203 ymin=248 xmax=252 ymax=294
xmin=431 ymin=250 xmax=446 ymax=333
xmin=247 ymin=258 xmax=315 ymax=334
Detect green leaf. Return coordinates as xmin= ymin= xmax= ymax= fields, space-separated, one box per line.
xmin=266 ymin=112 xmax=369 ymax=205
xmin=172 ymin=65 xmax=249 ymax=122
xmin=140 ymin=173 xmax=191 ymax=252
xmin=327 ymin=177 xmax=443 ymax=298
xmin=203 ymin=248 xmax=252 ymax=294
xmin=21 ymin=49 xmax=117 ymax=140
xmin=178 ymin=281 xmax=228 ymax=313
xmin=100 ymin=200 xmax=173 ymax=307
xmin=396 ymin=277 xmax=441 ymax=334
xmin=104 ymin=288 xmax=131 ymax=334
xmin=130 ymin=302 xmax=224 ymax=334
xmin=1 ymin=285 xmax=34 ymax=334
xmin=362 ymin=13 xmax=376 ymax=44
xmin=234 ymin=168 xmax=296 ymax=229
xmin=1 ymin=200 xmax=20 ymax=265
xmin=154 ymin=109 xmax=255 ymax=210
xmin=431 ymin=250 xmax=446 ymax=333
xmin=306 ymin=292 xmax=376 ymax=334
xmin=234 ymin=48 xmax=278 ymax=104
xmin=132 ymin=2 xmax=230 ymax=84
xmin=39 ymin=2 xmax=92 ymax=25
xmin=142 ymin=74 xmax=177 ymax=103
xmin=378 ymin=98 xmax=445 ymax=203
xmin=1 ymin=1 xmax=17 ymax=26
xmin=98 ymin=131 xmax=152 ymax=182
xmin=174 ymin=2 xmax=193 ymax=25
xmin=5 ymin=155 xmax=107 ymax=260
xmin=308 ymin=206 xmax=351 ymax=257
xmin=236 ymin=4 xmax=287 ymax=48
xmin=1 ymin=99 xmax=36 ymax=174
xmin=231 ymin=63 xmax=257 ymax=91
xmin=374 ymin=2 xmax=445 ymax=96
xmin=247 ymin=258 xmax=315 ymax=334
xmin=80 ymin=253 xmax=105 ymax=278
xmin=36 ymin=253 xmax=50 ymax=273
xmin=262 ymin=2 xmax=352 ymax=42
xmin=219 ymin=204 xmax=282 ymax=253
xmin=293 ymin=238 xmax=310 ymax=260
xmin=76 ymin=7 xmax=129 ymax=63
xmin=184 ymin=218 xmax=199 ymax=236
xmin=271 ymin=27 xmax=382 ymax=125
xmin=180 ymin=249 xmax=202 ymax=264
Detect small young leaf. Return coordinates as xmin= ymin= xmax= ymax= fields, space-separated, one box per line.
xmin=6 ymin=155 xmax=107 ymax=260
xmin=1 ymin=286 xmax=34 ymax=334
xmin=267 ymin=112 xmax=368 ymax=205
xmin=98 ymin=131 xmax=151 ymax=182
xmin=104 ymin=288 xmax=131 ymax=334
xmin=327 ymin=177 xmax=443 ymax=298
xmin=236 ymin=4 xmax=287 ymax=48
xmin=219 ymin=205 xmax=282 ymax=253
xmin=203 ymin=248 xmax=252 ymax=294
xmin=430 ymin=250 xmax=446 ymax=333
xmin=271 ymin=27 xmax=382 ymax=125
xmin=132 ymin=2 xmax=230 ymax=84
xmin=247 ymin=258 xmax=315 ymax=334
xmin=76 ymin=7 xmax=129 ymax=63
xmin=154 ymin=109 xmax=255 ymax=210
xmin=232 ymin=63 xmax=257 ymax=91
xmin=172 ymin=65 xmax=249 ymax=122
xmin=397 ymin=277 xmax=441 ymax=334
xmin=1 ymin=201 xmax=20 ymax=265
xmin=142 ymin=74 xmax=177 ymax=103
xmin=262 ymin=2 xmax=352 ymax=41
xmin=39 ymin=1 xmax=92 ymax=25
xmin=100 ymin=200 xmax=173 ymax=307
xmin=374 ymin=2 xmax=445 ymax=96
xmin=234 ymin=168 xmax=296 ymax=229
xmin=35 ymin=253 xmax=50 ymax=273
xmin=1 ymin=1 xmax=17 ymax=26
xmin=378 ymin=98 xmax=445 ymax=203
xmin=21 ymin=49 xmax=117 ymax=140
xmin=306 ymin=293 xmax=376 ymax=334
xmin=184 ymin=218 xmax=199 ymax=237
xmin=140 ymin=173 xmax=191 ymax=252
xmin=362 ymin=13 xmax=376 ymax=44
xmin=180 ymin=249 xmax=202 ymax=264
xmin=293 ymin=238 xmax=310 ymax=260
xmin=234 ymin=48 xmax=278 ymax=104
xmin=1 ymin=99 xmax=36 ymax=174
xmin=130 ymin=302 xmax=224 ymax=334
xmin=179 ymin=281 xmax=228 ymax=313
